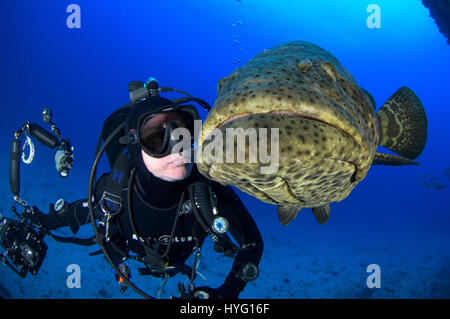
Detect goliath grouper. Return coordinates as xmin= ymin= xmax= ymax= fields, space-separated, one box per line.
xmin=196 ymin=41 xmax=427 ymax=226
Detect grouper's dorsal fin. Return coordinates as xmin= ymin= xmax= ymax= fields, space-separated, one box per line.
xmin=312 ymin=204 xmax=330 ymax=225
xmin=372 ymin=152 xmax=419 ymax=166
xmin=277 ymin=205 xmax=301 ymax=226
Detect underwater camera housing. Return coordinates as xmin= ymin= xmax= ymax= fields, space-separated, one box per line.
xmin=0 ymin=208 xmax=47 ymax=278
xmin=1 ymin=107 xmax=70 ymax=278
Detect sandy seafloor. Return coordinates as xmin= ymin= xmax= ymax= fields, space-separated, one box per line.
xmin=1 ymin=221 xmax=449 ymax=299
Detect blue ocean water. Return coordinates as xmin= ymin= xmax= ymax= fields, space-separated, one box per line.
xmin=0 ymin=0 xmax=449 ymax=299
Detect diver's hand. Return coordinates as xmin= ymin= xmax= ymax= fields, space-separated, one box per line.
xmin=22 ymin=200 xmax=76 ymax=233
xmin=21 ymin=206 xmax=50 ymax=233
xmin=21 ymin=201 xmax=65 ymax=231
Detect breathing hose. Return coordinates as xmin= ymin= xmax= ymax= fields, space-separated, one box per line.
xmin=88 ymin=121 xmax=154 ymax=299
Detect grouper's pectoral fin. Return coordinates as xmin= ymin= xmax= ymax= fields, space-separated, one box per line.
xmin=377 ymin=87 xmax=427 ymax=160
xmin=277 ymin=205 xmax=301 ymax=226
xmin=312 ymin=204 xmax=330 ymax=224
xmin=372 ymin=152 xmax=419 ymax=166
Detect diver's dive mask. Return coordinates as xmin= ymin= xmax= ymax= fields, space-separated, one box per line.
xmin=137 ymin=109 xmax=197 ymax=158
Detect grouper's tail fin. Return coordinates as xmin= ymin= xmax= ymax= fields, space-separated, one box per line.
xmin=377 ymin=87 xmax=428 ymax=159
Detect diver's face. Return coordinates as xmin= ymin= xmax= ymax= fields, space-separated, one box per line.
xmin=141 ymin=149 xmax=193 ymax=182
xmin=139 ymin=112 xmax=194 ymax=181
xmin=140 ymin=112 xmax=193 ymax=156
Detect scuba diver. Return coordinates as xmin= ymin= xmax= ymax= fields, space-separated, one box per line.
xmin=11 ymin=78 xmax=263 ymax=299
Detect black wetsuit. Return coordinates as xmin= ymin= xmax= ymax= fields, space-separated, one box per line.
xmin=42 ymin=166 xmax=263 ymax=298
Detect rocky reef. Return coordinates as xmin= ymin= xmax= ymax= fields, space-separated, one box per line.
xmin=422 ymin=0 xmax=450 ymax=44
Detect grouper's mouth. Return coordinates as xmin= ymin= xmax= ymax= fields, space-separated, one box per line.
xmin=216 ymin=110 xmax=347 ymax=131
xmin=197 ymin=110 xmax=362 ymax=205
xmin=209 ymin=110 xmax=361 ymax=167
xmin=214 ymin=109 xmax=361 ymax=156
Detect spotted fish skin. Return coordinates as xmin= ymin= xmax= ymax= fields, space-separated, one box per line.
xmin=197 ymin=41 xmax=427 ymax=224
